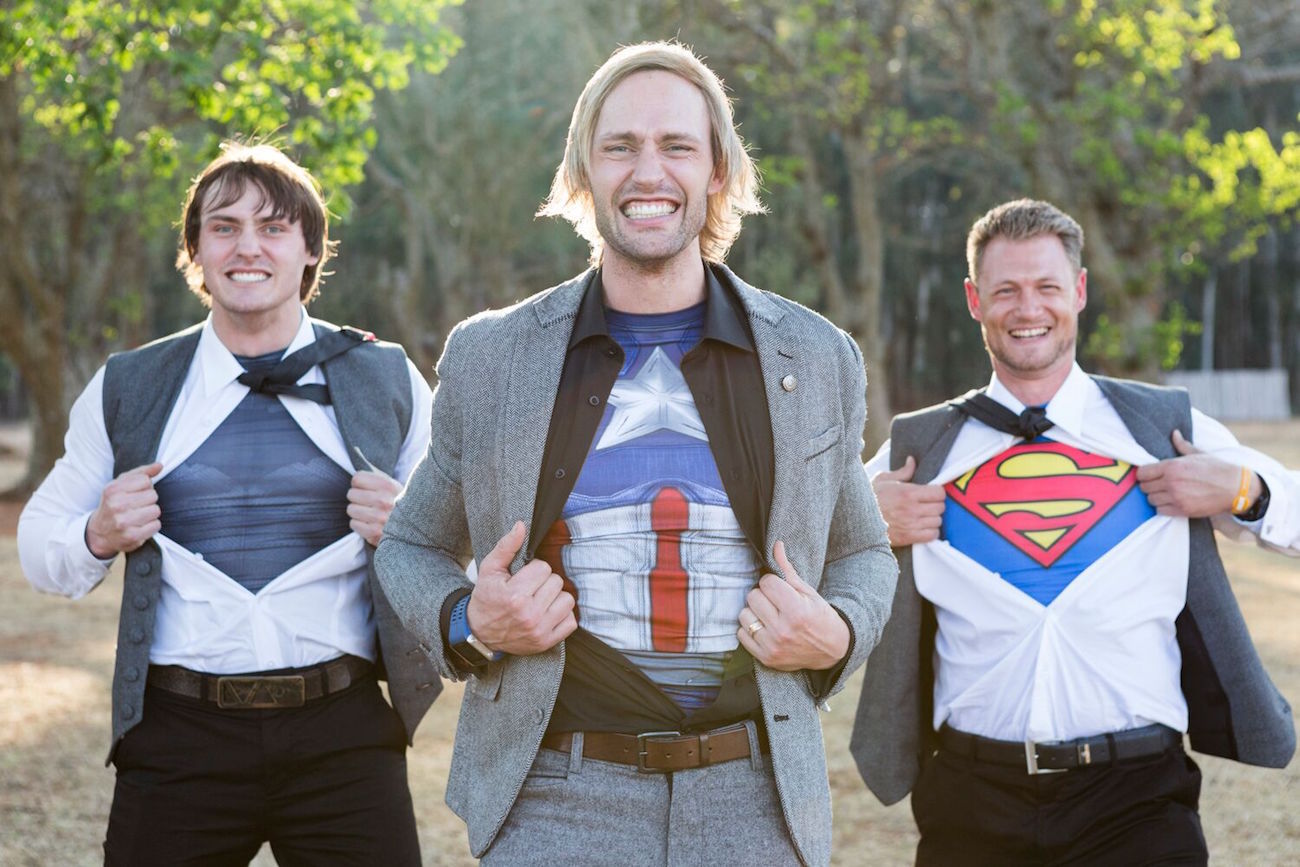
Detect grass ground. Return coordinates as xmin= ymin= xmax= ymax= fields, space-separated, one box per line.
xmin=1 ymin=421 xmax=1296 ymax=865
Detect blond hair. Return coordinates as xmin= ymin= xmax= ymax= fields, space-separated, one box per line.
xmin=538 ymin=41 xmax=764 ymax=265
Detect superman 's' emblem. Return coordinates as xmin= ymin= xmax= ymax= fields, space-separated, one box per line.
xmin=946 ymin=442 xmax=1138 ymax=567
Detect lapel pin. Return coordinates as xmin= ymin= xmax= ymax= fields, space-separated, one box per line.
xmin=781 ymin=374 xmax=797 ymax=392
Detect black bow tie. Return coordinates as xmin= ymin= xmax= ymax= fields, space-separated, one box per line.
xmin=236 ymin=327 xmax=373 ymax=406
xmin=952 ymin=392 xmax=1055 ymax=440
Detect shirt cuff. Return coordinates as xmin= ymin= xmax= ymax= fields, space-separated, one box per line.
xmin=804 ymin=604 xmax=855 ymax=701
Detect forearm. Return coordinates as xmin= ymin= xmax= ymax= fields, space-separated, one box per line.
xmin=17 ymin=368 xmax=117 ymax=597
xmin=1191 ymin=410 xmax=1300 ymax=554
xmin=374 ymin=448 xmax=476 ymax=679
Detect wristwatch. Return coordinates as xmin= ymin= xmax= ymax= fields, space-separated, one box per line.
xmin=448 ymin=594 xmax=503 ymax=669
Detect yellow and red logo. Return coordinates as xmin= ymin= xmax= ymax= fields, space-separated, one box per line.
xmin=945 ymin=442 xmax=1138 ymax=567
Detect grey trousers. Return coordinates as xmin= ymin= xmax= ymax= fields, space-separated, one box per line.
xmin=481 ymin=725 xmax=804 ymax=866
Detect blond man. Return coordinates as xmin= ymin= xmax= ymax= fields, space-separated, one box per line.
xmin=376 ymin=42 xmax=897 ymax=866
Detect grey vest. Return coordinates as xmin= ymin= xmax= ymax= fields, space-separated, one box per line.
xmin=101 ymin=319 xmax=442 ymax=762
xmin=850 ymin=376 xmax=1295 ymax=805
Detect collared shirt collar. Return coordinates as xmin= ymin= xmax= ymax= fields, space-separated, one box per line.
xmin=568 ymin=263 xmax=755 ymax=353
xmin=987 ymin=361 xmax=1090 ymax=440
xmin=197 ymin=307 xmax=314 ymax=398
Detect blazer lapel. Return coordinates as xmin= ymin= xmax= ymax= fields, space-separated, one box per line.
xmin=720 ymin=266 xmax=792 ymax=569
xmin=497 ymin=272 xmax=593 ymax=569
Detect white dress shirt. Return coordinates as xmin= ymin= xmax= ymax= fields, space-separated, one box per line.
xmin=18 ymin=311 xmax=433 ymax=673
xmin=864 ymin=363 xmax=1299 ymax=742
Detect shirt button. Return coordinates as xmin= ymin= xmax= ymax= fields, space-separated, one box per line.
xmin=124 ymin=667 xmax=141 ymax=683
xmin=133 ymin=595 xmax=150 ymax=611
xmin=588 ymin=395 xmax=601 ymax=406
xmin=135 ymin=559 xmax=152 ymax=576
xmin=605 ymin=348 xmax=617 ymax=358
xmin=130 ymin=628 xmax=146 ymax=644
xmin=554 ymin=468 xmax=566 ymax=479
xmin=120 ymin=705 xmax=136 ymax=721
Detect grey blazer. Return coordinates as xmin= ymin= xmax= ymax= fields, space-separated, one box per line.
xmin=850 ymin=375 xmax=1295 ymax=806
xmin=376 ymin=266 xmax=898 ymax=865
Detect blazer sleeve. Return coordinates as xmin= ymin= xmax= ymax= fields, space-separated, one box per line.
xmin=810 ymin=330 xmax=899 ymax=700
xmin=375 ymin=322 xmax=478 ymax=681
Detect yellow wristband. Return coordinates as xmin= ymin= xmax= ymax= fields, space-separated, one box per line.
xmin=1231 ymin=465 xmax=1252 ymax=515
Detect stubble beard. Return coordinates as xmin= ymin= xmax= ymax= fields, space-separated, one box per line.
xmin=594 ymin=193 xmax=708 ymax=272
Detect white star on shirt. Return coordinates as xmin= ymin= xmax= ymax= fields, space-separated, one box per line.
xmin=595 ymin=346 xmax=707 ymax=450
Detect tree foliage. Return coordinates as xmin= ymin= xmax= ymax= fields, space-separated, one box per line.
xmin=0 ymin=0 xmax=462 ymax=489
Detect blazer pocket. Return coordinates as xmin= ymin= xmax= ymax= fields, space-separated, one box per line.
xmin=805 ymin=423 xmax=843 ymax=460
xmin=468 ymin=662 xmax=503 ymax=701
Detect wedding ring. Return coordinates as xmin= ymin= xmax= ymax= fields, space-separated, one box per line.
xmin=746 ymin=619 xmax=765 ymax=636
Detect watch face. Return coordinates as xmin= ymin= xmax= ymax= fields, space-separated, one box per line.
xmin=464 ymin=633 xmax=493 ymax=662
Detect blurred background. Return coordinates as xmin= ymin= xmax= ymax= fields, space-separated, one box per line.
xmin=2 ymin=0 xmax=1299 ymax=494
xmin=4 ymin=3 xmax=1300 ymax=864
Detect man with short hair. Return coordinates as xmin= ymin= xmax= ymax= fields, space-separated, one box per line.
xmin=19 ymin=142 xmax=437 ymax=865
xmin=851 ymin=198 xmax=1298 ymax=865
xmin=375 ymin=42 xmax=897 ymax=866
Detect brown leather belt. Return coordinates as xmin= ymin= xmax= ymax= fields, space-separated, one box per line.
xmin=939 ymin=723 xmax=1183 ymax=775
xmin=147 ymin=655 xmax=373 ymax=709
xmin=541 ymin=722 xmax=764 ymax=773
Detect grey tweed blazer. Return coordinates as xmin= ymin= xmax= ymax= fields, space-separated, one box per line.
xmin=376 ymin=266 xmax=898 ymax=865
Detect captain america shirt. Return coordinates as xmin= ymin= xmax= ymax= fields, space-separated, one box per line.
xmin=536 ymin=302 xmax=760 ymax=712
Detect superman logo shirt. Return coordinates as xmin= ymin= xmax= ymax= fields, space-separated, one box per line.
xmin=942 ymin=438 xmax=1156 ymax=605
xmin=899 ymin=368 xmax=1197 ymax=743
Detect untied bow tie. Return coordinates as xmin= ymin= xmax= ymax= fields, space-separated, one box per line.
xmin=236 ymin=327 xmax=375 ymax=406
xmin=952 ymin=391 xmax=1055 ymax=440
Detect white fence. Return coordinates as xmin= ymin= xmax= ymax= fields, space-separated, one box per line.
xmin=1162 ymin=369 xmax=1292 ymax=421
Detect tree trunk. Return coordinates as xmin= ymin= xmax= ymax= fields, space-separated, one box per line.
xmin=843 ymin=132 xmax=891 ymax=452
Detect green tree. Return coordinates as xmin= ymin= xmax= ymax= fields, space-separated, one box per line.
xmin=0 ymin=0 xmax=462 ymax=491
xmin=941 ymin=0 xmax=1300 ymax=374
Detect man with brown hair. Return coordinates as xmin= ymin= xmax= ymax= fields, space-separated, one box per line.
xmin=376 ymin=41 xmax=897 ymax=866
xmin=851 ymin=198 xmax=1298 ymax=865
xmin=19 ymin=141 xmax=436 ymax=864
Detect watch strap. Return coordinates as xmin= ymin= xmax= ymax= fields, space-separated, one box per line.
xmin=448 ymin=594 xmax=502 ymax=669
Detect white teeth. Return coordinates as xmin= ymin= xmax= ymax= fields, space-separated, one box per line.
xmin=228 ymin=272 xmax=270 ymax=283
xmin=622 ymin=201 xmax=676 ymax=219
xmin=1011 ymin=327 xmax=1048 ymax=338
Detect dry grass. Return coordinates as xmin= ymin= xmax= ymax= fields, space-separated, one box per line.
xmin=1 ymin=421 xmax=1297 ymax=865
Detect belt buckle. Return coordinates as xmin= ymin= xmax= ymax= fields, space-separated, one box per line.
xmin=636 ymin=730 xmax=682 ymax=774
xmin=1024 ymin=739 xmax=1068 ymax=775
xmin=216 ymin=675 xmax=306 ymax=709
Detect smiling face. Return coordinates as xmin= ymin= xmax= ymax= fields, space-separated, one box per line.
xmin=587 ymin=70 xmax=723 ymax=273
xmin=192 ymin=182 xmax=319 ymax=337
xmin=965 ymin=233 xmax=1088 ymax=401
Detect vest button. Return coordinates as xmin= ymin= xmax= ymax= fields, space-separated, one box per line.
xmin=130 ymin=628 xmax=145 ymax=644
xmin=133 ymin=595 xmax=150 ymax=610
xmin=120 ymin=705 xmax=136 ymax=720
xmin=124 ymin=667 xmax=140 ymax=683
xmin=135 ymin=559 xmax=152 ymax=576
xmin=781 ymin=374 xmax=797 ymax=392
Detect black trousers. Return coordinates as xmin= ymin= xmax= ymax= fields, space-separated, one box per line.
xmin=911 ymin=742 xmax=1208 ymax=866
xmin=104 ymin=674 xmax=420 ymax=866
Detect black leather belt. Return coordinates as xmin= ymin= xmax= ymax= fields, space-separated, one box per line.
xmin=541 ymin=722 xmax=766 ymax=774
xmin=939 ymin=723 xmax=1183 ymax=775
xmin=147 ymin=655 xmax=372 ymax=709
